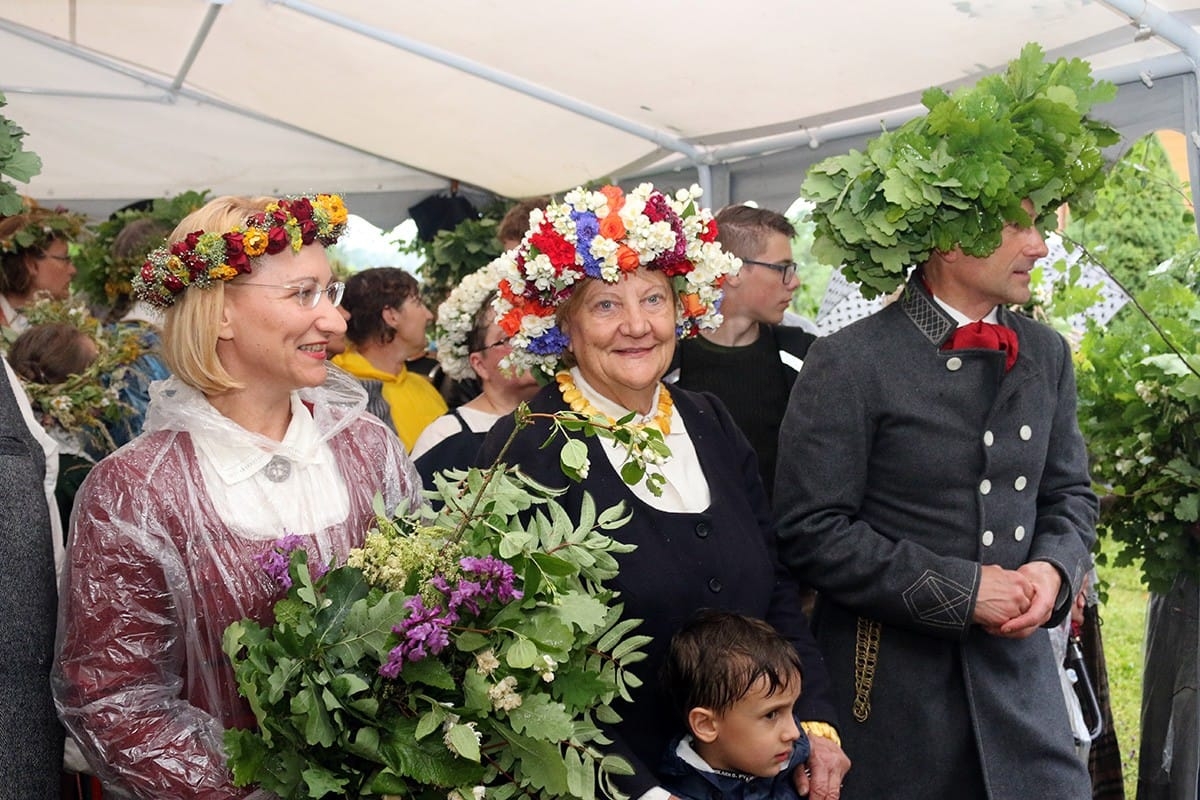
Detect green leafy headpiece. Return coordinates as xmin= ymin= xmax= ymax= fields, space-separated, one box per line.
xmin=802 ymin=42 xmax=1120 ymax=298
xmin=0 ymin=195 xmax=87 ymax=257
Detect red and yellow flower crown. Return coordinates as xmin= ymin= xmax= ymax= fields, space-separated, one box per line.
xmin=132 ymin=193 xmax=348 ymax=309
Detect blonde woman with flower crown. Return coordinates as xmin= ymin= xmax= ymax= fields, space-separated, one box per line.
xmin=52 ymin=194 xmax=423 ymax=799
xmin=477 ymin=184 xmax=851 ymax=800
xmin=410 ymin=262 xmax=540 ymax=486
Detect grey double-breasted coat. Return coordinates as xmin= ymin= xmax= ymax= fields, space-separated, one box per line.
xmin=775 ymin=279 xmax=1097 ymax=800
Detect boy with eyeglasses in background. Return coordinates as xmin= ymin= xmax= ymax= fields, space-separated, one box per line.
xmin=672 ymin=204 xmax=814 ymax=505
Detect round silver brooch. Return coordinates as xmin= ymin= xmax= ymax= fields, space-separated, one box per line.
xmin=263 ymin=455 xmax=292 ymax=483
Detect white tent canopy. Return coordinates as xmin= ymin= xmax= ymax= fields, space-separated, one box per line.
xmin=2 ymin=0 xmax=1200 ymax=229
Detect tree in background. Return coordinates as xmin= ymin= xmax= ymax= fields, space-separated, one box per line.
xmin=1067 ymin=133 xmax=1195 ymax=295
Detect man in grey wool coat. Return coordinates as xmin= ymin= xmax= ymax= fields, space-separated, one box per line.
xmin=775 ymin=48 xmax=1110 ymax=800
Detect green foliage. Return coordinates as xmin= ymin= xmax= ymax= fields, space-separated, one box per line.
xmin=1075 ymin=261 xmax=1200 ymax=593
xmin=545 ymin=408 xmax=671 ymax=497
xmin=73 ymin=190 xmax=211 ymax=316
xmin=0 ymin=91 xmax=42 ymax=216
xmin=802 ymin=42 xmax=1118 ymax=297
xmin=404 ymin=200 xmax=510 ymax=311
xmin=786 ymin=199 xmax=834 ymax=320
xmin=1067 ymin=134 xmax=1197 ymax=295
xmin=224 ymin=409 xmax=666 ymax=799
xmin=5 ymin=295 xmax=148 ymax=456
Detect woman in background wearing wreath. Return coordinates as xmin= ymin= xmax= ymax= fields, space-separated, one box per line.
xmin=8 ymin=321 xmax=102 ymax=524
xmin=477 ymin=184 xmax=850 ymax=800
xmin=411 ymin=262 xmax=539 ymax=485
xmin=0 ymin=197 xmax=84 ymax=332
xmin=52 ymin=194 xmax=423 ymax=799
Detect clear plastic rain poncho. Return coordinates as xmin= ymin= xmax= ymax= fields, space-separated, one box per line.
xmin=52 ymin=366 xmax=422 ymax=799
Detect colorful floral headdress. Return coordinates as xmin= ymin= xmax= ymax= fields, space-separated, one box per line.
xmin=0 ymin=196 xmax=87 ymax=256
xmin=491 ymin=182 xmax=739 ymax=378
xmin=132 ymin=193 xmax=349 ymax=309
xmin=434 ymin=261 xmax=502 ymax=381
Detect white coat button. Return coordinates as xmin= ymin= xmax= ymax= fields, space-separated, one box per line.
xmin=1014 ymin=476 xmax=1028 ymax=491
xmin=984 ymin=431 xmax=994 ymax=446
xmin=1020 ymin=425 xmax=1032 ymax=440
xmin=1014 ymin=525 xmax=1026 ymax=541
xmin=980 ymin=479 xmax=992 ymax=495
xmin=982 ymin=530 xmax=994 ymax=546
xmin=946 ymin=357 xmax=963 ymax=371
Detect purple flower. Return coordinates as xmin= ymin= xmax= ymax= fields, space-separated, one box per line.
xmin=255 ymin=534 xmax=307 ymax=589
xmin=379 ymin=596 xmax=456 ymax=678
xmin=571 ymin=210 xmax=603 ymax=278
xmin=527 ymin=325 xmax=570 ymax=356
xmin=377 ymin=557 xmax=523 ymax=679
xmin=644 ymin=194 xmax=688 ymax=273
xmin=460 ymin=555 xmax=523 ymax=605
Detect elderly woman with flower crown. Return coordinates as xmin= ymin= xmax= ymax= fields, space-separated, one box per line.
xmin=410 ymin=261 xmax=540 ymax=485
xmin=0 ymin=196 xmax=85 ymax=332
xmin=477 ymin=183 xmax=850 ymax=800
xmin=51 ymin=194 xmax=423 ymax=799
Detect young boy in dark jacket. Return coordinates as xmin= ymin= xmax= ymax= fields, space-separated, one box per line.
xmin=659 ymin=610 xmax=811 ymax=800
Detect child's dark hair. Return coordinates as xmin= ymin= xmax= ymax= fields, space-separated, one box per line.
xmin=661 ymin=610 xmax=803 ymax=727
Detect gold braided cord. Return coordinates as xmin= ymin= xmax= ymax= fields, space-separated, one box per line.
xmin=853 ymin=616 xmax=881 ymax=723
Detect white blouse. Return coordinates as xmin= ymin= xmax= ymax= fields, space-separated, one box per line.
xmin=191 ymin=392 xmax=351 ymax=538
xmin=570 ymin=368 xmax=711 ymax=513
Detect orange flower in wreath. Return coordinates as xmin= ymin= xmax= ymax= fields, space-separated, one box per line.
xmin=616 ymin=244 xmax=641 ymax=273
xmin=680 ymin=293 xmax=707 ymax=317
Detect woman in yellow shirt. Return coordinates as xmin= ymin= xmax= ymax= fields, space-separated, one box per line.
xmin=331 ymin=267 xmax=447 ymax=450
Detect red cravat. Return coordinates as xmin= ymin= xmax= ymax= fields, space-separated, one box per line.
xmin=942 ymin=320 xmax=1019 ymax=371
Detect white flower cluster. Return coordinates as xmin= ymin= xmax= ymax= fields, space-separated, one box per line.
xmin=533 ymin=653 xmax=558 ymax=683
xmin=474 ymin=649 xmax=500 ymax=676
xmin=434 ymin=262 xmax=503 ymax=381
xmin=487 ymin=675 xmax=523 ymax=711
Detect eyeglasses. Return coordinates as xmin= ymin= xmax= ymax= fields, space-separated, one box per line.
xmin=471 ymin=336 xmax=510 ymax=354
xmin=228 ymin=279 xmax=345 ymax=309
xmin=741 ymin=258 xmax=798 ymax=284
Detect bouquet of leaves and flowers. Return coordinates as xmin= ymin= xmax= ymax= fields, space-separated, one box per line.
xmin=1074 ymin=255 xmax=1200 ymax=593
xmin=224 ymin=410 xmax=669 ymax=800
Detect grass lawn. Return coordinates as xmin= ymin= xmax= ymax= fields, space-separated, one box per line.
xmin=1096 ymin=538 xmax=1149 ymax=800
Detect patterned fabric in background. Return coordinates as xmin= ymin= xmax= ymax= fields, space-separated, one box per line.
xmin=812 ymin=232 xmax=1130 ymax=336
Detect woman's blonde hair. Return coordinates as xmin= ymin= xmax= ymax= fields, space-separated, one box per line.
xmin=160 ymin=195 xmax=275 ymax=394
